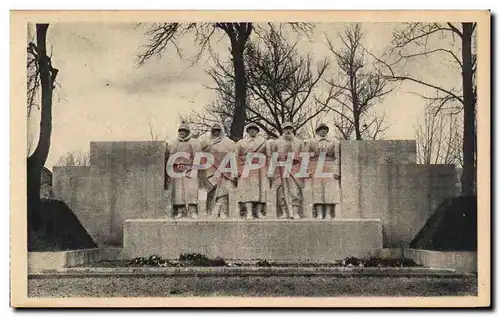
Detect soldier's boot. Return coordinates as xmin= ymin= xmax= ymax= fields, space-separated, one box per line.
xmin=212 ymin=202 xmax=221 ymax=219
xmin=324 ymin=205 xmax=334 ymax=220
xmin=218 ymin=197 xmax=229 ymax=219
xmin=255 ymin=203 xmax=266 ymax=219
xmin=291 ymin=206 xmax=301 ymax=220
xmin=313 ymin=205 xmax=323 ymax=220
xmin=189 ymin=205 xmax=199 ymax=219
xmin=245 ymin=203 xmax=253 ymax=220
xmin=174 ymin=207 xmax=185 ymax=219
xmin=277 ymin=208 xmax=287 ymax=219
xmin=284 ymin=205 xmax=292 ymax=219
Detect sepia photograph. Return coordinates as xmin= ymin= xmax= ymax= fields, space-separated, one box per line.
xmin=10 ymin=10 xmax=490 ymax=307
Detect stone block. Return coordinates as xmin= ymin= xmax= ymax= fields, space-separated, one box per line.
xmin=348 ymin=164 xmax=455 ymax=247
xmin=340 ymin=140 xmax=418 ymax=219
xmin=338 ymin=140 xmax=455 ymax=247
xmin=407 ymin=249 xmax=477 ymax=273
xmin=28 ymin=248 xmax=124 ymax=272
xmin=28 ymin=252 xmax=67 ymax=272
xmin=53 ymin=141 xmax=168 ymax=246
xmin=123 ymin=219 xmax=383 ymax=262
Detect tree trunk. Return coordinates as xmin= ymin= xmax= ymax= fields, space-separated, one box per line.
xmin=460 ymin=23 xmax=476 ymax=196
xmin=27 ymin=23 xmax=56 ymax=231
xmin=27 ymin=156 xmax=42 ymax=231
xmin=230 ymin=46 xmax=247 ymax=140
xmin=354 ymin=112 xmax=362 ymax=140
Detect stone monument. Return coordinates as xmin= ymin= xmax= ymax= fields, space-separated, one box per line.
xmin=267 ymin=121 xmax=306 ymax=219
xmin=165 ymin=121 xmax=202 ymax=219
xmin=200 ymin=122 xmax=236 ymax=219
xmin=305 ymin=123 xmax=341 ymax=220
xmin=234 ymin=123 xmax=268 ymax=220
xmin=52 ymin=120 xmax=456 ymax=262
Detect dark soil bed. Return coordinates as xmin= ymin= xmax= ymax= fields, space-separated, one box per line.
xmin=78 ymin=254 xmax=423 ymax=268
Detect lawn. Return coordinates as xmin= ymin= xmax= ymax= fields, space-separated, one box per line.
xmin=28 ymin=275 xmax=477 ymax=297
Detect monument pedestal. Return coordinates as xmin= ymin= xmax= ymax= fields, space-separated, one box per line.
xmin=123 ymin=219 xmax=383 ymax=262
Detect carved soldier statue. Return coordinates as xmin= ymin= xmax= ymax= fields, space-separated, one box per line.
xmin=268 ymin=121 xmax=305 ymax=219
xmin=201 ymin=122 xmax=236 ymax=219
xmin=235 ymin=122 xmax=268 ymax=220
xmin=306 ymin=123 xmax=341 ymax=220
xmin=165 ymin=121 xmax=202 ymax=219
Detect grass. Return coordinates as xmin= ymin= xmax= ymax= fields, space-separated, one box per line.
xmin=28 ymin=275 xmax=477 ymax=297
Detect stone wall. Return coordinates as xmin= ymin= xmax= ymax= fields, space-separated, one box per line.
xmin=340 ymin=140 xmax=417 ymax=218
xmin=53 ymin=139 xmax=457 ymax=250
xmin=52 ymin=166 xmax=100 ymax=240
xmin=123 ymin=219 xmax=383 ymax=262
xmin=340 ymin=140 xmax=456 ymax=247
xmin=53 ymin=141 xmax=167 ymax=246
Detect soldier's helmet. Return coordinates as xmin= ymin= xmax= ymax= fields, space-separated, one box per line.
xmin=178 ymin=121 xmax=190 ymax=133
xmin=315 ymin=123 xmax=329 ymax=133
xmin=282 ymin=121 xmax=294 ymax=130
xmin=245 ymin=122 xmax=260 ymax=132
xmin=211 ymin=122 xmax=225 ymax=137
xmin=212 ymin=123 xmax=222 ymax=130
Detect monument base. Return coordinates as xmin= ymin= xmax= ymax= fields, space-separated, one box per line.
xmin=123 ymin=219 xmax=383 ymax=262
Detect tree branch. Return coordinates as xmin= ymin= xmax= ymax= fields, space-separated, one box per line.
xmin=387 ymin=75 xmax=464 ymax=104
xmin=447 ymin=22 xmax=463 ymax=37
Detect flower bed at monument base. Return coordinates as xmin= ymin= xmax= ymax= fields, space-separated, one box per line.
xmin=78 ymin=253 xmax=422 ymax=268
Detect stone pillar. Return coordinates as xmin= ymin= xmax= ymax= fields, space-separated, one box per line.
xmin=340 ymin=140 xmax=418 ymax=219
xmin=338 ymin=140 xmax=456 ymax=247
xmin=53 ymin=141 xmax=168 ymax=246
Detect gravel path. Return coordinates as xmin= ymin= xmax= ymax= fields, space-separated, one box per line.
xmin=28 ymin=276 xmax=477 ymax=297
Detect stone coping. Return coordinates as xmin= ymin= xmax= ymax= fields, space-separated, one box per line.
xmin=29 ymin=266 xmax=474 ymax=279
xmin=28 ymin=248 xmax=122 ymax=273
xmin=29 ymin=247 xmax=103 ymax=253
xmin=407 ymin=248 xmax=477 ymax=274
xmin=28 ymin=247 xmax=477 ymax=274
xmin=124 ymin=218 xmax=382 ymax=223
xmin=376 ymin=248 xmax=477 ymax=274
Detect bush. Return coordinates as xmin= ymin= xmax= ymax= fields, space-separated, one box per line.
xmin=128 ymin=253 xmax=228 ymax=267
xmin=128 ymin=254 xmax=172 ymax=267
xmin=178 ymin=253 xmax=227 ymax=267
xmin=341 ymin=256 xmax=420 ymax=268
xmin=124 ymin=254 xmax=420 ymax=268
xmin=256 ymin=259 xmax=273 ymax=267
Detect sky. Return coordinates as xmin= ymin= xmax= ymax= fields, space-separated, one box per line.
xmin=26 ymin=22 xmax=462 ymax=170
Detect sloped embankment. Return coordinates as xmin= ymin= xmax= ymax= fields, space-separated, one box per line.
xmin=29 ymin=199 xmax=97 ymax=251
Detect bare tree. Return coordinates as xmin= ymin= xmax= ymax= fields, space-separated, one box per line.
xmin=375 ymin=22 xmax=476 ymax=196
xmin=56 ymin=150 xmax=91 ymax=167
xmin=27 ymin=134 xmax=36 ymax=157
xmin=27 ymin=24 xmax=59 ymax=231
xmin=416 ymin=101 xmax=463 ymax=167
xmin=147 ymin=119 xmax=160 ymax=141
xmin=180 ymin=97 xmax=233 ymax=138
xmin=184 ymin=27 xmax=329 ymax=139
xmin=137 ymin=22 xmax=313 ymax=140
xmin=317 ymin=23 xmax=391 ymax=141
xmin=27 ymin=29 xmax=40 ymax=116
xmin=301 ymin=111 xmax=333 ymax=139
